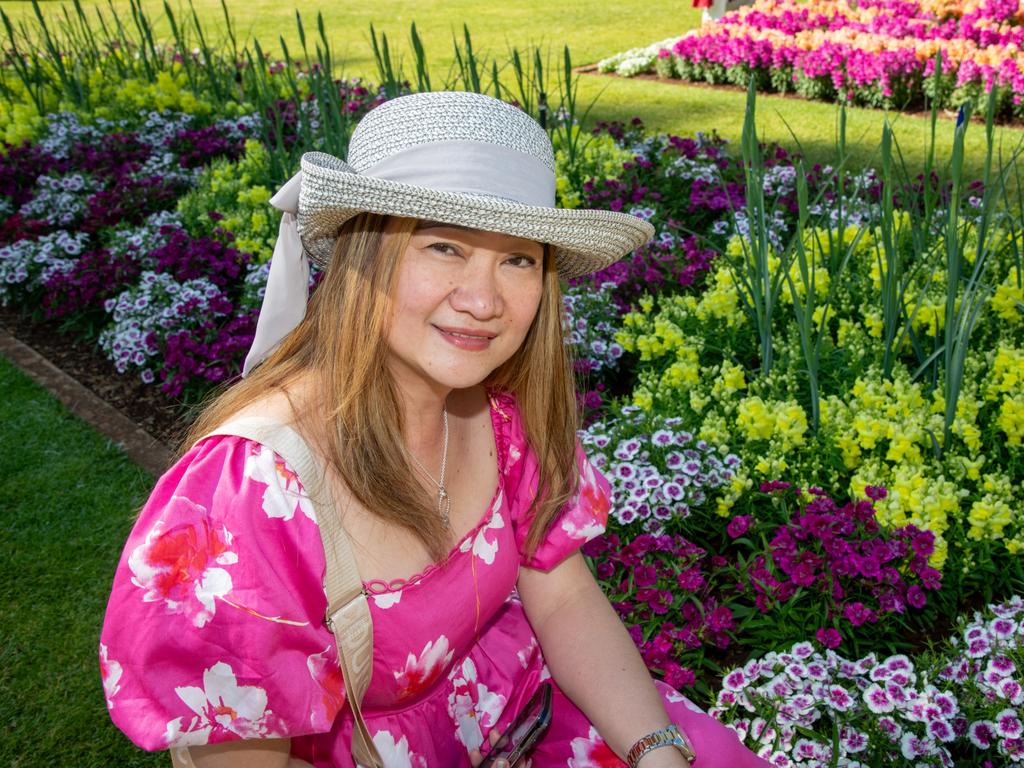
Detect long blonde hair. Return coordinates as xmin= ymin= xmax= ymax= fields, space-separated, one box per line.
xmin=185 ymin=213 xmax=579 ymax=560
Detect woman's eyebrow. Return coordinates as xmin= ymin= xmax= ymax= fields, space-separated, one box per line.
xmin=414 ymin=221 xmax=474 ymax=232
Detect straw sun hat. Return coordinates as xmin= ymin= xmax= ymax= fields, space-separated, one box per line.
xmin=243 ymin=90 xmax=654 ymax=375
xmin=297 ymin=90 xmax=654 ymax=278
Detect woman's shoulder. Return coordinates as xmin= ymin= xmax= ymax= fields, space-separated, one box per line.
xmin=216 ymin=388 xmax=301 ymax=429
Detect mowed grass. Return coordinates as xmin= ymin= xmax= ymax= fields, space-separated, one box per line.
xmin=6 ymin=0 xmax=1024 ymax=180
xmin=0 ymin=356 xmax=163 ymax=768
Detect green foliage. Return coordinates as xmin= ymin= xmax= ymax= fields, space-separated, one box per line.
xmin=176 ymin=139 xmax=280 ymax=261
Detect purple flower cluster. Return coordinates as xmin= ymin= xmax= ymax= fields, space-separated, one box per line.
xmin=584 ymin=531 xmax=734 ymax=690
xmin=147 ymin=227 xmax=250 ymax=290
xmin=168 ymin=122 xmax=248 ymax=169
xmin=161 ymin=310 xmax=257 ymax=398
xmin=576 ymin=232 xmax=717 ymax=313
xmin=41 ymin=247 xmax=140 ymax=320
xmin=741 ymin=483 xmax=942 ymax=637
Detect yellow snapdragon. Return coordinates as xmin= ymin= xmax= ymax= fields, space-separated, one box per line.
xmin=736 ymin=395 xmax=808 ymax=448
xmin=991 ymin=267 xmax=1023 ymax=323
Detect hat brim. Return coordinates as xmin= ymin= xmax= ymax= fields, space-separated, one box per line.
xmin=297 ymin=152 xmax=654 ymax=280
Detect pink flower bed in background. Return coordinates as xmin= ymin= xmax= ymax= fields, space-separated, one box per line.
xmin=658 ymin=0 xmax=1024 ymax=116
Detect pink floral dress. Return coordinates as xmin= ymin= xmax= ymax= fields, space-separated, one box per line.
xmin=100 ymin=392 xmax=767 ymax=767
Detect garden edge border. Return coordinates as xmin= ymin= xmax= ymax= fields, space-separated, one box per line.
xmin=0 ymin=327 xmax=174 ymax=478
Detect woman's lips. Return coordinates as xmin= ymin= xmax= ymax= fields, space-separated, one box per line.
xmin=434 ymin=325 xmax=496 ymax=351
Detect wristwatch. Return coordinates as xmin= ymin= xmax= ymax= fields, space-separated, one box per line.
xmin=626 ymin=725 xmax=697 ymax=767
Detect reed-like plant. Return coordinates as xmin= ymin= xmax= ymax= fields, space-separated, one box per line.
xmin=723 ymin=80 xmax=788 ymax=379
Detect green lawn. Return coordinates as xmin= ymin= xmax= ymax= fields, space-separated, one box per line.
xmin=0 ymin=355 xmax=163 ymax=768
xmin=5 ymin=0 xmax=1022 ymax=180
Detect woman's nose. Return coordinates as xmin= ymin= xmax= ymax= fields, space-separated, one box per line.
xmin=448 ymin=263 xmax=503 ymax=319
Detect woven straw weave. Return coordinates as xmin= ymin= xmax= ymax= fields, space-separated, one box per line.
xmin=296 ymin=92 xmax=654 ymax=278
xmin=347 ymin=90 xmax=555 ymax=173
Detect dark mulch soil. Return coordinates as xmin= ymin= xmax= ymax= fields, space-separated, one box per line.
xmin=0 ymin=307 xmax=194 ymax=448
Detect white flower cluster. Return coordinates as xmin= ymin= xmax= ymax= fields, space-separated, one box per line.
xmin=596 ymin=37 xmax=684 ymax=77
xmin=0 ymin=230 xmax=90 ymax=305
xmin=939 ymin=596 xmax=1024 ymax=762
xmin=563 ymin=281 xmax=625 ymax=377
xmin=131 ymin=110 xmax=261 ymax=184
xmin=241 ymin=260 xmax=271 ymax=311
xmin=215 ymin=113 xmax=263 ymax=143
xmin=133 ymin=110 xmax=201 ymax=185
xmin=98 ymin=271 xmax=225 ymax=381
xmin=36 ymin=111 xmax=114 ymax=159
xmin=712 ymin=596 xmax=1024 ymax=767
xmin=18 ymin=172 xmax=97 ymax=227
xmin=105 ymin=210 xmax=183 ymax=269
xmin=665 ymin=154 xmax=720 ymax=184
xmin=240 ymin=259 xmax=320 ymax=313
xmin=580 ymin=406 xmax=740 ymax=529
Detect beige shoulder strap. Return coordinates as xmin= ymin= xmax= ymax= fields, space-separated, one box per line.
xmin=172 ymin=417 xmax=383 ymax=768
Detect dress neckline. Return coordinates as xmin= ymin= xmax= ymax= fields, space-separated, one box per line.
xmin=361 ymin=390 xmax=513 ymax=595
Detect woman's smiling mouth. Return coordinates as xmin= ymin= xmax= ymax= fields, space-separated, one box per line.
xmin=434 ymin=325 xmax=498 ymax=350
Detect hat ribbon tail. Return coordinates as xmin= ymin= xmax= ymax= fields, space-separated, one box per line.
xmin=242 ymin=209 xmax=308 ymax=377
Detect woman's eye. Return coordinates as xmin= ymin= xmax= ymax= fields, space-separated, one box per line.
xmin=429 ymin=242 xmax=459 ymax=256
xmin=506 ymin=254 xmax=538 ymax=268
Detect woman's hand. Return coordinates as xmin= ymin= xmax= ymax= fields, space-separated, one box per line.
xmin=468 ymin=726 xmax=508 ymax=768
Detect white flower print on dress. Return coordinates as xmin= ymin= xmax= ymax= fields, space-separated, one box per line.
xmin=371 ymin=730 xmax=427 ymax=768
xmin=568 ymin=725 xmax=621 ymax=767
xmin=243 ymin=443 xmax=316 ymax=523
xmin=448 ymin=657 xmax=508 ymax=752
xmin=307 ymin=647 xmax=347 ymax=731
xmin=164 ymin=661 xmax=281 ymax=747
xmin=99 ymin=643 xmax=122 ymax=709
xmin=394 ymin=635 xmax=454 ymax=701
xmin=128 ymin=496 xmax=237 ymax=628
xmin=665 ymin=685 xmax=705 ymax=714
xmin=459 ymin=492 xmax=505 ymax=566
xmin=372 ymin=591 xmax=402 ymax=610
xmin=516 ymin=636 xmax=539 ymax=670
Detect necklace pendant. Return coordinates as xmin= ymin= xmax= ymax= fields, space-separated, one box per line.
xmin=439 ymin=493 xmax=452 ymax=530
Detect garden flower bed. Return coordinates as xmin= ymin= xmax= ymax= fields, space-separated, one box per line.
xmin=597 ymin=0 xmax=1024 ymax=118
xmin=2 ymin=4 xmax=1023 ymax=765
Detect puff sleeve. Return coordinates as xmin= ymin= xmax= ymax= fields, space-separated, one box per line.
xmin=99 ymin=436 xmax=346 ymax=751
xmin=493 ymin=393 xmax=611 ymax=571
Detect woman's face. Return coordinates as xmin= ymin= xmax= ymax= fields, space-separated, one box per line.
xmin=385 ymin=223 xmax=545 ymax=396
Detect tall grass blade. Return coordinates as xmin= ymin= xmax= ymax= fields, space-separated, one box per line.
xmin=410 ymin=22 xmax=431 ymax=92
xmin=0 ymin=9 xmax=47 ymax=113
xmin=370 ymin=24 xmax=402 ymax=98
xmin=220 ymin=0 xmax=238 ymax=67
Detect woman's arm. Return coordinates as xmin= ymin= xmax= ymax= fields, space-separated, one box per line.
xmin=517 ymin=552 xmax=691 ymax=768
xmin=185 ymin=738 xmax=310 ymax=768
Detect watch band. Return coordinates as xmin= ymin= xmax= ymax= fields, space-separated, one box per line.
xmin=626 ymin=724 xmax=697 ymax=767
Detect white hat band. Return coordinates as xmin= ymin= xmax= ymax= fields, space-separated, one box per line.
xmin=361 ymin=140 xmax=556 ymax=207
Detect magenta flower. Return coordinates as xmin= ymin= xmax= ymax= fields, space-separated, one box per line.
xmin=843 ymin=601 xmax=876 ymax=627
xmin=727 ymin=514 xmax=753 ymax=539
xmin=815 ymin=627 xmax=842 ymax=649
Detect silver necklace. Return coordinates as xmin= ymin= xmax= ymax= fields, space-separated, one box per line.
xmin=408 ymin=404 xmax=452 ymax=530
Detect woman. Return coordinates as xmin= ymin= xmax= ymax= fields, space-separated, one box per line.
xmin=100 ymin=91 xmax=767 ymax=768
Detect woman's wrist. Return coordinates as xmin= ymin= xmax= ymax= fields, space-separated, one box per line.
xmin=625 ymin=724 xmax=695 ymax=768
xmin=635 ymin=750 xmax=692 ymax=768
